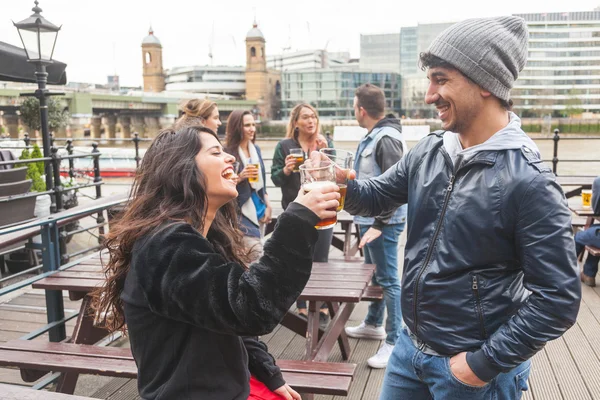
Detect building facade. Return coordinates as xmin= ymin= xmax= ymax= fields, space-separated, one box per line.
xmin=267 ymin=50 xmax=352 ymax=72
xmin=280 ymin=69 xmax=401 ymax=120
xmin=360 ymin=23 xmax=451 ymax=118
xmin=165 ymin=66 xmax=246 ymax=98
xmin=512 ymin=10 xmax=600 ymax=117
xmin=359 ymin=33 xmax=401 ymax=73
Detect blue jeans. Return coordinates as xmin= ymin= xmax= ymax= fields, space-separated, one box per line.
xmin=380 ymin=328 xmax=531 ymax=400
xmin=575 ymin=224 xmax=600 ymax=277
xmin=359 ymin=223 xmax=404 ymax=345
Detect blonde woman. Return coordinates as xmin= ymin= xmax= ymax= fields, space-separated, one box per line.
xmin=271 ymin=103 xmax=333 ymax=326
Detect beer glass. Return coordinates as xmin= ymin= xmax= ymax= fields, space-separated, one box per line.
xmin=289 ymin=148 xmax=304 ymax=173
xmin=300 ymin=161 xmax=337 ymax=230
xmin=319 ymin=148 xmax=354 ymax=211
xmin=582 ymin=189 xmax=592 ymax=209
xmin=247 ymin=159 xmax=259 ymax=183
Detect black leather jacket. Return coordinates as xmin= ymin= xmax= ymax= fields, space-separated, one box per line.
xmin=345 ymin=132 xmax=581 ymax=381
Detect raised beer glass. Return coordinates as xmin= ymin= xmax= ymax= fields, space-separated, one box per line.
xmin=319 ymin=148 xmax=354 ymax=212
xmin=300 ymin=161 xmax=338 ymax=230
xmin=289 ymin=148 xmax=304 ymax=173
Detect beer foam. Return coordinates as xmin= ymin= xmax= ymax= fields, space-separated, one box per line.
xmin=303 ymin=180 xmax=334 ymax=191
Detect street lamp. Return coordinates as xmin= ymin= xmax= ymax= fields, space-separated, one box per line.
xmin=13 ymin=0 xmax=62 ymax=207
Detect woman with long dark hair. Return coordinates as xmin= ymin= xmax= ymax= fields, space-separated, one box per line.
xmin=92 ymin=126 xmax=339 ymax=400
xmin=224 ymin=110 xmax=272 ymax=258
xmin=271 ymin=103 xmax=334 ymax=325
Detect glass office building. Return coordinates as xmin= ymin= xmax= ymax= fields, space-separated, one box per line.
xmin=512 ymin=11 xmax=600 ymax=116
xmin=359 ymin=33 xmax=401 ymax=73
xmin=280 ymin=69 xmax=401 ymax=120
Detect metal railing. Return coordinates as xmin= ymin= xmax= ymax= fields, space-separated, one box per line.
xmin=0 ymin=195 xmax=127 ymax=342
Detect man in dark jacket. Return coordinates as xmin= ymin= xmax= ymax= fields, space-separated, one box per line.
xmin=343 ymin=16 xmax=581 ymax=399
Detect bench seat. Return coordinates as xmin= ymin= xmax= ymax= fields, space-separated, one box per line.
xmin=0 ymin=340 xmax=355 ymax=396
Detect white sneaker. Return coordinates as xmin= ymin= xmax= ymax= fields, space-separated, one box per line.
xmin=345 ymin=322 xmax=386 ymax=340
xmin=367 ymin=342 xmax=394 ymax=369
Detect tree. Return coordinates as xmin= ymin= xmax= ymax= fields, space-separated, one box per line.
xmin=17 ymin=146 xmax=46 ymax=192
xmin=564 ymin=89 xmax=584 ymax=117
xmin=19 ymin=97 xmax=69 ymax=132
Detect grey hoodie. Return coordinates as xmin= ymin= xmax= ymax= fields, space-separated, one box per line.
xmin=443 ymin=112 xmax=540 ymax=166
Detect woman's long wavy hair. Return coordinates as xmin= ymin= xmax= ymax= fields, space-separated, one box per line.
xmin=223 ymin=110 xmax=254 ymax=159
xmin=285 ymin=103 xmax=320 ymax=141
xmin=92 ymin=126 xmax=250 ymax=333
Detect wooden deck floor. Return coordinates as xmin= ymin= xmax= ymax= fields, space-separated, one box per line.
xmin=1 ymin=282 xmax=600 ymax=399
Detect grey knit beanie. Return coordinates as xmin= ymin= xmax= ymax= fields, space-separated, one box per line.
xmin=427 ymin=16 xmax=528 ymax=101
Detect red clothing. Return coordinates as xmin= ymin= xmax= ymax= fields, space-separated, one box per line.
xmin=248 ymin=376 xmax=285 ymax=400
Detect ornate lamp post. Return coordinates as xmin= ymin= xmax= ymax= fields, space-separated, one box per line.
xmin=13 ymin=0 xmax=61 ymax=204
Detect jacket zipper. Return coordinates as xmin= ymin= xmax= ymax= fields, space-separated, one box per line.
xmin=472 ymin=275 xmax=488 ymax=339
xmin=413 ymin=174 xmax=456 ymax=334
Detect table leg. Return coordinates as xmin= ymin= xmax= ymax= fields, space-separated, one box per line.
xmin=343 ymin=222 xmax=353 ymax=256
xmin=311 ymin=302 xmax=355 ymax=362
xmin=57 ymin=295 xmax=110 ymax=394
xmin=305 ymin=301 xmax=321 ymax=361
xmin=328 ymin=302 xmax=352 ymax=360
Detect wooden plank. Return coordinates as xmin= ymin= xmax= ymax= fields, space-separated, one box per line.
xmin=277 ymin=360 xmax=355 ymax=376
xmin=89 ymin=377 xmax=131 ymax=400
xmin=32 ymin=278 xmax=102 ymax=293
xmin=0 ymin=341 xmax=132 ymax=360
xmin=104 ymin=379 xmax=140 ymax=400
xmin=545 ymin=337 xmax=591 ymax=399
xmin=67 ymin=265 xmax=103 ymax=272
xmin=309 ymin=273 xmax=373 ymax=281
xmin=0 ymin=349 xmax=137 ymax=378
xmin=335 ymin=338 xmax=382 ymax=400
xmin=299 ymin=288 xmax=363 ymax=302
xmin=51 ymin=272 xmax=105 ymax=279
xmin=305 ymin=281 xmax=367 ymax=290
xmin=0 ymin=383 xmax=97 ymax=399
xmin=562 ymin=322 xmax=600 ymax=398
xmin=282 ymin=371 xmax=352 ymax=396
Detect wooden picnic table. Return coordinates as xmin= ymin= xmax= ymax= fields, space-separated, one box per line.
xmin=32 ymin=254 xmax=376 ymax=363
xmin=569 ymin=202 xmax=599 ymax=230
xmin=556 ymin=175 xmax=595 ymax=199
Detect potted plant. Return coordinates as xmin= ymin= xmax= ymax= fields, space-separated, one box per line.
xmin=5 ymin=145 xmax=50 ymax=274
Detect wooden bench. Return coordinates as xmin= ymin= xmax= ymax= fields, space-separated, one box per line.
xmin=0 ymin=340 xmax=356 ymax=396
xmin=0 ymin=383 xmax=96 ymax=399
xmin=361 ymin=285 xmax=384 ymax=301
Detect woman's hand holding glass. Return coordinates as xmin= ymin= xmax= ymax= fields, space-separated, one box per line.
xmin=283 ymin=154 xmax=298 ymax=176
xmin=238 ymin=164 xmax=259 ymax=181
xmin=293 ymin=182 xmax=340 ymax=223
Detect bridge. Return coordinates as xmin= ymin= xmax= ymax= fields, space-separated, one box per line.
xmin=0 ymin=86 xmax=258 ymax=138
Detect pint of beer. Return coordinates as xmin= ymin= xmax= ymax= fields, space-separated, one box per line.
xmin=320 ymin=148 xmax=354 ymax=212
xmin=247 ymin=163 xmax=259 ymax=183
xmin=582 ymin=189 xmax=592 ymax=209
xmin=303 ymin=181 xmax=338 ymax=229
xmin=290 ymin=148 xmax=304 ymax=173
xmin=300 ymin=161 xmax=338 ymax=230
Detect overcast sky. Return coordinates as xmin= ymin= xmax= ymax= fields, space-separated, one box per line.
xmin=1 ymin=0 xmax=599 ymax=87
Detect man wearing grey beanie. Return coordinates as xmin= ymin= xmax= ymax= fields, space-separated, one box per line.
xmin=341 ymin=15 xmax=580 ymax=399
